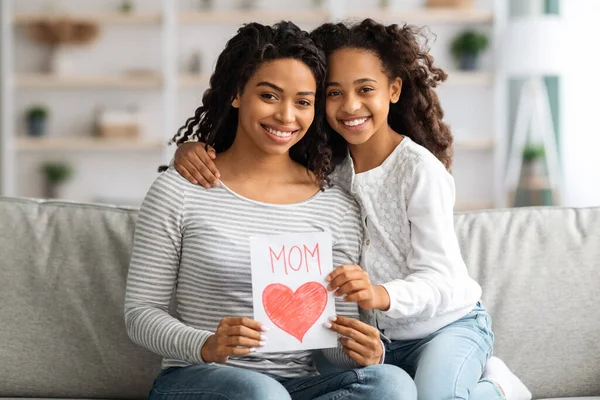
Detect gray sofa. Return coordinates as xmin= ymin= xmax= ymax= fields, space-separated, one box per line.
xmin=0 ymin=196 xmax=598 ymax=400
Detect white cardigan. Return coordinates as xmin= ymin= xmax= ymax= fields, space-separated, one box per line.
xmin=332 ymin=136 xmax=482 ymax=340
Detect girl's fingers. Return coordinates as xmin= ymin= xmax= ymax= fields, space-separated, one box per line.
xmin=175 ymin=164 xmax=198 ymax=185
xmin=334 ymin=279 xmax=369 ymax=297
xmin=327 ymin=318 xmax=371 ymax=345
xmin=326 ymin=264 xmax=361 ymax=283
xmin=182 ymin=161 xmax=211 ymax=188
xmin=328 ymin=269 xmax=365 ymax=291
xmin=341 ymin=346 xmax=368 ymax=366
xmin=194 ymin=148 xmax=221 ymax=184
xmin=343 ymin=290 xmax=373 ymax=303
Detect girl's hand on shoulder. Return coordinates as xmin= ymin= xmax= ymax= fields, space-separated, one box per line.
xmin=327 ymin=265 xmax=390 ymax=311
xmin=174 ymin=142 xmax=220 ymax=189
xmin=325 ymin=316 xmax=383 ymax=366
xmin=201 ymin=317 xmax=268 ymax=364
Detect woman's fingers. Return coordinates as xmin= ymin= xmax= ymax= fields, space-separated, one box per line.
xmin=193 ymin=147 xmax=221 ymax=185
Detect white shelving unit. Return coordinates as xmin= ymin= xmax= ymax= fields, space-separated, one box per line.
xmin=0 ymin=0 xmax=506 ymax=209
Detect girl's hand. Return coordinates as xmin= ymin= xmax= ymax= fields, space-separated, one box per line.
xmin=327 ymin=265 xmax=390 ymax=311
xmin=325 ymin=316 xmax=383 ymax=366
xmin=201 ymin=317 xmax=267 ymax=363
xmin=174 ymin=142 xmax=221 ymax=189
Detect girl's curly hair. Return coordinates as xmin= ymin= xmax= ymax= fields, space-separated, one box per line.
xmin=163 ymin=21 xmax=332 ymax=187
xmin=311 ymin=19 xmax=453 ymax=170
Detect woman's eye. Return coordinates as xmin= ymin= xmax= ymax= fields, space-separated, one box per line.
xmin=327 ymin=91 xmax=341 ymax=97
xmin=360 ymin=87 xmax=374 ymax=93
xmin=297 ymin=100 xmax=312 ymax=107
xmin=261 ymin=93 xmax=278 ymax=101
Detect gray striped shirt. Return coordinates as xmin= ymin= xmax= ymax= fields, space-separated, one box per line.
xmin=125 ymin=167 xmax=363 ymax=377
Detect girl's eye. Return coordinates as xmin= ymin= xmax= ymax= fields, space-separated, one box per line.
xmin=297 ymin=99 xmax=312 ymax=107
xmin=327 ymin=91 xmax=341 ymax=97
xmin=261 ymin=93 xmax=278 ymax=101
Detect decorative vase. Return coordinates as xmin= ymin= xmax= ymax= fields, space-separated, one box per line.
xmin=49 ymin=46 xmax=74 ymax=76
xmin=459 ymin=54 xmax=479 ymax=70
xmin=27 ymin=117 xmax=46 ymax=137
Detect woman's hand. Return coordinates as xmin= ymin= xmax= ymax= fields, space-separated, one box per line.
xmin=327 ymin=265 xmax=390 ymax=311
xmin=325 ymin=316 xmax=383 ymax=366
xmin=201 ymin=317 xmax=267 ymax=363
xmin=174 ymin=142 xmax=221 ymax=189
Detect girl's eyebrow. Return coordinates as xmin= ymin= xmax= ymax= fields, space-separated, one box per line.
xmin=326 ymin=78 xmax=377 ymax=88
xmin=256 ymin=81 xmax=315 ymax=97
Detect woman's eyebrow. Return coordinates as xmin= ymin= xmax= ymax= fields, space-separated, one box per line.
xmin=256 ymin=81 xmax=315 ymax=96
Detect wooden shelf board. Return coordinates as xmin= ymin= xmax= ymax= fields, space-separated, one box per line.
xmin=445 ymin=71 xmax=494 ymax=86
xmin=15 ymin=74 xmax=161 ymax=89
xmin=13 ymin=12 xmax=162 ymax=25
xmin=180 ymin=9 xmax=329 ymax=24
xmin=16 ymin=137 xmax=165 ymax=151
xmin=344 ymin=8 xmax=493 ymax=23
xmin=454 ymin=138 xmax=494 ymax=151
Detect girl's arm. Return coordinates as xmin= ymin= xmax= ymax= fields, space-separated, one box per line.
xmin=174 ymin=142 xmax=220 ymax=188
xmin=124 ymin=168 xmax=213 ymax=364
xmin=380 ymin=156 xmax=481 ymax=319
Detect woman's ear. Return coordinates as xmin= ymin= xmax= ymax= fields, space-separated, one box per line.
xmin=232 ymin=93 xmax=241 ymax=108
xmin=390 ymin=78 xmax=402 ymax=104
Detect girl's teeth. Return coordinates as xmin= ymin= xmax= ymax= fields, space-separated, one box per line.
xmin=265 ymin=127 xmax=292 ymax=137
xmin=343 ymin=118 xmax=367 ymax=126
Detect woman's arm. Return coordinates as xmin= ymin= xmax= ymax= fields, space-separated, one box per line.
xmin=124 ymin=168 xmax=212 ymax=364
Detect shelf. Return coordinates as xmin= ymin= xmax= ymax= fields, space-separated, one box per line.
xmin=454 ymin=138 xmax=494 ymax=151
xmin=180 ymin=9 xmax=329 ymax=24
xmin=179 ymin=74 xmax=210 ymax=87
xmin=445 ymin=71 xmax=493 ymax=86
xmin=15 ymin=74 xmax=161 ymax=89
xmin=344 ymin=8 xmax=493 ymax=24
xmin=13 ymin=12 xmax=162 ymax=25
xmin=16 ymin=137 xmax=165 ymax=152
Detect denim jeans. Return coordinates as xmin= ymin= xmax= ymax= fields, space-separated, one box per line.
xmin=384 ymin=302 xmax=504 ymax=400
xmin=149 ymin=362 xmax=417 ymax=400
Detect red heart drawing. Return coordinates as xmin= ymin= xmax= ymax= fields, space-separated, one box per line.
xmin=262 ymin=282 xmax=328 ymax=342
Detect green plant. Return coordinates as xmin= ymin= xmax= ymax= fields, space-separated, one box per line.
xmin=522 ymin=144 xmax=546 ymax=162
xmin=42 ymin=162 xmax=73 ymax=183
xmin=26 ymin=106 xmax=48 ymax=120
xmin=451 ymin=30 xmax=489 ymax=57
xmin=119 ymin=0 xmax=134 ymax=13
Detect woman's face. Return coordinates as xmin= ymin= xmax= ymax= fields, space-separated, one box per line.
xmin=325 ymin=48 xmax=401 ymax=146
xmin=233 ymin=58 xmax=317 ymax=156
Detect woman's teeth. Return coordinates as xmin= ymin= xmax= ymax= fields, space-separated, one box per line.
xmin=265 ymin=126 xmax=293 ymax=137
xmin=342 ymin=117 xmax=368 ymax=126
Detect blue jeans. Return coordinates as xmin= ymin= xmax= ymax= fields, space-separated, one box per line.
xmin=385 ymin=303 xmax=504 ymax=400
xmin=149 ymin=362 xmax=417 ymax=400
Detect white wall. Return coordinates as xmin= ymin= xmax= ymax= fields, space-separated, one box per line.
xmin=560 ymin=0 xmax=600 ymax=207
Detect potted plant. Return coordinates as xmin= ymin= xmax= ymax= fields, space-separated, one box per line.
xmin=451 ymin=30 xmax=489 ymax=70
xmin=25 ymin=106 xmax=49 ymax=137
xmin=515 ymin=143 xmax=553 ymax=206
xmin=41 ymin=162 xmax=73 ymax=199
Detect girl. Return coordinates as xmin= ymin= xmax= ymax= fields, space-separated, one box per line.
xmin=172 ymin=19 xmax=531 ymax=400
xmin=125 ymin=21 xmax=416 ymax=400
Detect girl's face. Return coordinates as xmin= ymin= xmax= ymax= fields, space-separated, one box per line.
xmin=325 ymin=48 xmax=401 ymax=146
xmin=233 ymin=58 xmax=317 ymax=156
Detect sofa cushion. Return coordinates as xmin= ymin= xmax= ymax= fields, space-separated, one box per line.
xmin=454 ymin=207 xmax=600 ymax=399
xmin=0 ymin=198 xmax=160 ymax=399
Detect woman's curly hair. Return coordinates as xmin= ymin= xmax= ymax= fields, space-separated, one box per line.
xmin=163 ymin=21 xmax=333 ymax=187
xmin=311 ymin=19 xmax=453 ymax=170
